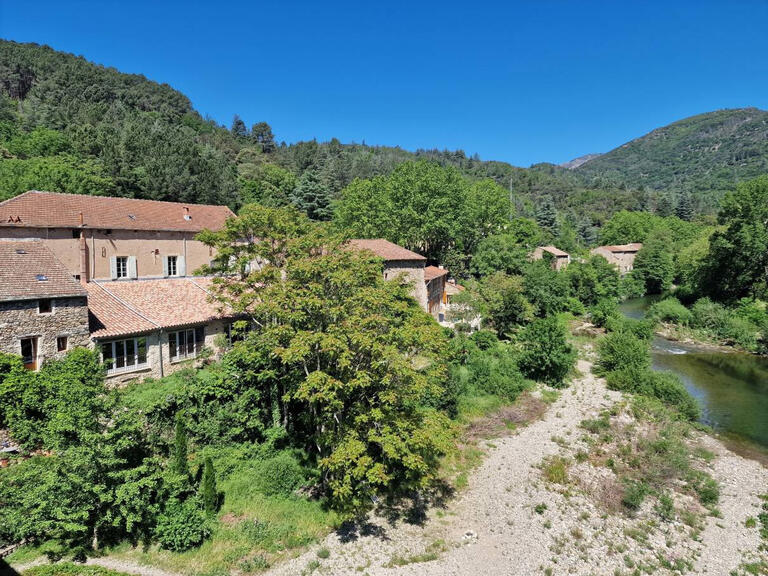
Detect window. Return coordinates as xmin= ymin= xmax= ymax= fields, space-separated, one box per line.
xmin=163 ymin=255 xmax=184 ymax=277
xmin=72 ymin=229 xmax=80 ymax=239
xmin=38 ymin=299 xmax=52 ymax=314
xmin=20 ymin=337 xmax=38 ymax=370
xmin=115 ymin=256 xmax=128 ymax=278
xmin=57 ymin=336 xmax=68 ymax=352
xmin=101 ymin=337 xmax=148 ymax=374
xmin=169 ymin=326 xmax=205 ymax=361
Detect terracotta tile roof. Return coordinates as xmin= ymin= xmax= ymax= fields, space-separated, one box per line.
xmin=596 ymin=243 xmax=643 ymax=253
xmin=445 ymin=281 xmax=465 ymax=296
xmin=0 ymin=191 xmax=235 ymax=233
xmin=538 ymin=245 xmax=570 ymax=257
xmin=348 ymin=239 xmax=426 ymax=261
xmin=0 ymin=240 xmax=86 ymax=302
xmin=86 ymin=277 xmax=233 ymax=338
xmin=424 ymin=265 xmax=449 ymax=282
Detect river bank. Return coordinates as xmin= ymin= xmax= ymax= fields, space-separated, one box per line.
xmin=251 ymin=355 xmax=768 ymax=576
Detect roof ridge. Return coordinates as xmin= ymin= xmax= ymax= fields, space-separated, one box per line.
xmin=19 ymin=190 xmax=235 ymax=211
xmin=92 ymin=281 xmax=160 ymax=330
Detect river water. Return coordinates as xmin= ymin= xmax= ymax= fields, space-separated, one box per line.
xmin=618 ymin=297 xmax=768 ymax=450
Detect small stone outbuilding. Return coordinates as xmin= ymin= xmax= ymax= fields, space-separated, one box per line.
xmin=531 ymin=245 xmax=571 ymax=271
xmin=590 ymin=243 xmax=642 ymax=274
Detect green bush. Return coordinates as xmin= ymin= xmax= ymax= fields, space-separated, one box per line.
xmin=690 ymin=297 xmax=730 ymax=332
xmin=470 ymin=329 xmax=499 ymax=351
xmin=604 ymin=316 xmax=655 ymax=341
xmin=596 ymin=331 xmax=650 ymax=375
xmin=253 ymin=452 xmax=306 ymax=497
xmin=517 ymin=316 xmax=576 ymax=388
xmin=605 ymin=368 xmax=699 ymax=421
xmin=154 ymin=498 xmax=211 ymax=551
xmin=466 ymin=345 xmax=528 ymax=400
xmin=622 ymin=480 xmax=649 ymax=511
xmin=647 ymin=298 xmax=693 ymax=326
xmin=590 ymin=298 xmax=619 ymax=328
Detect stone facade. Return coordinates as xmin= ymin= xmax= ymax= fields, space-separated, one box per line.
xmin=591 ymin=245 xmax=642 ymax=275
xmin=100 ymin=318 xmax=231 ymax=386
xmin=382 ymin=260 xmax=428 ymax=310
xmin=426 ymin=275 xmax=447 ymax=319
xmin=0 ymin=296 xmax=90 ymax=368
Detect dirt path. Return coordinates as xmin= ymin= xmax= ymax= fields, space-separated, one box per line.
xmin=265 ymin=358 xmax=768 ymax=576
xmin=9 ymin=556 xmax=181 ymax=576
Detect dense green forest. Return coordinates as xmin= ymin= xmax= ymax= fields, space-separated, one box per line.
xmin=4 ymin=39 xmax=762 ymax=230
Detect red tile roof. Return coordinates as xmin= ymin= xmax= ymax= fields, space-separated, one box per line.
xmin=538 ymin=245 xmax=570 ymax=257
xmin=424 ymin=265 xmax=449 ymax=282
xmin=0 ymin=240 xmax=86 ymax=302
xmin=348 ymin=239 xmax=426 ymax=261
xmin=86 ymin=277 xmax=233 ymax=338
xmin=0 ymin=191 xmax=235 ymax=233
xmin=598 ymin=243 xmax=643 ymax=253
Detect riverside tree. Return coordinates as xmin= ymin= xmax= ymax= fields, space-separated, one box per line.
xmin=199 ymin=205 xmax=454 ymax=514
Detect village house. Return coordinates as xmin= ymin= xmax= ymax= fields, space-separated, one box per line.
xmin=0 ymin=240 xmax=90 ymax=370
xmin=590 ymin=243 xmax=642 ymax=274
xmin=85 ymin=277 xmax=233 ymax=384
xmin=0 ymin=191 xmax=234 ymax=283
xmin=531 ymin=245 xmax=571 ymax=271
xmin=348 ymin=238 xmax=430 ymax=311
xmin=424 ymin=265 xmax=449 ymax=320
xmin=0 ymin=191 xmax=236 ymax=381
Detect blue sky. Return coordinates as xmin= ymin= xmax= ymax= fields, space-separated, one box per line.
xmin=2 ymin=0 xmax=767 ymax=166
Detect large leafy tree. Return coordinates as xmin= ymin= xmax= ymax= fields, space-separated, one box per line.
xmin=200 ymin=205 xmax=454 ymax=513
xmin=701 ymin=176 xmax=768 ymax=301
xmin=334 ymin=161 xmax=511 ymax=274
xmin=632 ymin=230 xmax=675 ymax=294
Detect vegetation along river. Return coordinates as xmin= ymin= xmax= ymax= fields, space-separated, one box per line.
xmin=619 ymin=297 xmax=768 ymax=451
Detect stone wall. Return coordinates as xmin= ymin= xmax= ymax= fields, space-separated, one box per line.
xmin=0 ymin=296 xmax=90 ymax=366
xmin=102 ymin=318 xmax=231 ymax=386
xmin=426 ymin=276 xmax=446 ymax=318
xmin=382 ymin=260 xmax=428 ymax=311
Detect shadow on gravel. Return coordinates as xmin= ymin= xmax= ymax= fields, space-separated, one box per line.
xmin=336 ymin=520 xmax=389 ymax=543
xmin=0 ymin=559 xmax=20 ymax=576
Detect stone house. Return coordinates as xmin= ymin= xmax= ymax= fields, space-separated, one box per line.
xmin=0 ymin=240 xmax=90 ymax=370
xmin=531 ymin=245 xmax=571 ymax=271
xmin=348 ymin=239 xmax=429 ymax=310
xmin=590 ymin=243 xmax=642 ymax=274
xmin=0 ymin=191 xmax=237 ymax=382
xmin=85 ymin=277 xmax=234 ymax=385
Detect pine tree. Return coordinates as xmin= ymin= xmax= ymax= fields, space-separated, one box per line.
xmin=535 ymin=196 xmax=559 ymax=237
xmin=292 ymin=170 xmax=332 ymax=221
xmin=173 ymin=412 xmax=189 ymax=478
xmin=230 ymin=115 xmax=247 ymax=139
xmin=201 ymin=457 xmax=218 ymax=515
xmin=675 ymin=192 xmax=694 ymax=221
xmin=655 ymin=194 xmax=674 ymax=217
xmin=251 ymin=122 xmax=276 ymax=153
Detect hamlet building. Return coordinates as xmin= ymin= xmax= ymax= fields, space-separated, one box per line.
xmin=590 ymin=243 xmax=642 ymax=274
xmin=0 ymin=191 xmax=236 ymax=381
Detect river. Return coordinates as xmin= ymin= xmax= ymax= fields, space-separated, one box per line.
xmin=618 ymin=296 xmax=768 ymax=451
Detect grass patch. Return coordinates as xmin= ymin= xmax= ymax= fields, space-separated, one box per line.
xmin=23 ymin=565 xmax=133 ymax=576
xmin=540 ymin=455 xmax=570 ymax=485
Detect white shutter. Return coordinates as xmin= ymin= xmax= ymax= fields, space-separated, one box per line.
xmin=162 ymin=256 xmax=169 ymax=277
xmin=109 ymin=256 xmax=117 ymax=279
xmin=178 ymin=256 xmax=186 ymax=277
xmin=128 ymin=256 xmax=137 ymax=279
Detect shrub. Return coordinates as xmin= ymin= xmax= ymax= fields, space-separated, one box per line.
xmin=517 ymin=316 xmax=576 ymax=388
xmin=647 ymin=298 xmax=693 ymax=326
xmin=605 ymin=368 xmax=699 ymax=421
xmin=622 ymin=481 xmax=649 ymax=511
xmin=470 ymin=329 xmax=499 ymax=351
xmin=596 ymin=331 xmax=650 ymax=375
xmin=590 ymin=298 xmax=619 ymax=328
xmin=604 ymin=316 xmax=655 ymax=341
xmin=467 ymin=348 xmax=528 ymax=400
xmin=721 ymin=316 xmax=758 ymax=350
xmin=155 ymin=498 xmax=211 ymax=551
xmin=253 ymin=452 xmax=306 ymax=497
xmin=655 ymin=493 xmax=675 ymax=521
xmin=690 ymin=298 xmax=730 ymax=333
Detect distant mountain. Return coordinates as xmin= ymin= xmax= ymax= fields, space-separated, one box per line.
xmin=560 ymin=154 xmax=602 ymax=170
xmin=574 ymin=108 xmax=768 ymax=204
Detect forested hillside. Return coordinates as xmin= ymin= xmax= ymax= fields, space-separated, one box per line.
xmin=2 ymin=41 xmax=767 ymax=225
xmin=575 ymin=108 xmax=768 ymax=209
